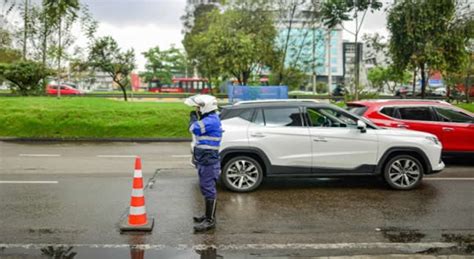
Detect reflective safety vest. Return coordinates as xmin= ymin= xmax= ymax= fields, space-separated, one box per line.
xmin=190 ymin=112 xmax=223 ymax=165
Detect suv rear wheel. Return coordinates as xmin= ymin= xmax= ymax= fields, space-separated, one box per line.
xmin=222 ymin=156 xmax=263 ymax=192
xmin=383 ymin=155 xmax=424 ymax=190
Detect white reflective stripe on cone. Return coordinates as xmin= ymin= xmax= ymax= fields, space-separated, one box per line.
xmin=131 ymin=188 xmax=144 ymax=197
xmin=134 ymin=170 xmax=142 ymax=178
xmin=129 ymin=206 xmax=146 ymax=215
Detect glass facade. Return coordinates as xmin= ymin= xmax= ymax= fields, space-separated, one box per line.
xmin=277 ymin=27 xmax=343 ymax=76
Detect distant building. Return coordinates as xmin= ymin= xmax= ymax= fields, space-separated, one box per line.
xmin=363 ymin=43 xmax=389 ymax=70
xmin=343 ymin=42 xmax=369 ymax=91
xmin=277 ymin=26 xmax=344 ymax=90
xmin=275 ymin=1 xmax=343 ymax=91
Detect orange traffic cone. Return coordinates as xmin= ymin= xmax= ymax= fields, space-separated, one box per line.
xmin=120 ymin=157 xmax=154 ymax=232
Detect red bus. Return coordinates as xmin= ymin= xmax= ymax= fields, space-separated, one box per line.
xmin=148 ymin=78 xmax=211 ymax=94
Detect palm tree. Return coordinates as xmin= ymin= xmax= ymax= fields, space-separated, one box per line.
xmin=43 ymin=0 xmax=80 ymax=97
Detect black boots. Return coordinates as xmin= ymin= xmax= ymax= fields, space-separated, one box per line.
xmin=193 ymin=215 xmax=206 ymax=223
xmin=194 ymin=199 xmax=216 ymax=233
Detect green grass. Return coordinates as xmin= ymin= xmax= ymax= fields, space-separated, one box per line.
xmin=0 ymin=97 xmax=191 ymax=138
xmin=1 ymin=97 xmax=472 ymax=139
xmin=457 ymin=103 xmax=474 ymax=113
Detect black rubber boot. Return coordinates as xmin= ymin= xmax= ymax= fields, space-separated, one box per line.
xmin=193 ymin=198 xmax=206 ymax=223
xmin=193 ymin=215 xmax=206 ymax=223
xmin=194 ymin=199 xmax=216 ymax=233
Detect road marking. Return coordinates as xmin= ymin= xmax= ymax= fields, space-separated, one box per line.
xmin=97 ymin=155 xmax=137 ymax=158
xmin=19 ymin=154 xmax=61 ymax=157
xmin=0 ymin=181 xmax=58 ymax=184
xmin=426 ymin=177 xmax=474 ymax=181
xmin=172 ymin=155 xmax=192 ymax=158
xmin=0 ymin=242 xmax=457 ymax=251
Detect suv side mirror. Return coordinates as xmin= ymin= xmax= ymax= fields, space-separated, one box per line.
xmin=357 ymin=120 xmax=367 ymax=133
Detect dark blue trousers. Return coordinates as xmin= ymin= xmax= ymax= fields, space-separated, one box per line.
xmin=197 ymin=163 xmax=221 ymax=199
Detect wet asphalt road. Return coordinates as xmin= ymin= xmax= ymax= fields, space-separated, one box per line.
xmin=0 ymin=142 xmax=473 ymax=258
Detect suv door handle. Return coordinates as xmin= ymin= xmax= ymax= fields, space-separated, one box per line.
xmin=397 ymin=124 xmax=409 ymax=129
xmin=442 ymin=127 xmax=454 ymax=132
xmin=250 ymin=133 xmax=266 ymax=138
xmin=313 ymin=137 xmax=328 ymax=142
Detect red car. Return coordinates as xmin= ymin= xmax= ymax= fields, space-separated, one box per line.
xmin=46 ymin=84 xmax=83 ymax=95
xmin=347 ymin=100 xmax=474 ymax=155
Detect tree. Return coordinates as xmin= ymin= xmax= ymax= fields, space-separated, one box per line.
xmin=273 ymin=0 xmax=326 ymax=91
xmin=182 ymin=4 xmax=221 ymax=84
xmin=367 ymin=66 xmax=411 ymax=94
xmin=184 ymin=1 xmax=278 ymax=86
xmin=141 ymin=46 xmax=188 ymax=85
xmin=321 ymin=0 xmax=383 ymax=100
xmin=0 ymin=27 xmax=21 ymax=65
xmin=0 ymin=61 xmax=51 ymax=95
xmin=270 ymin=66 xmax=307 ymax=90
xmin=89 ymin=36 xmax=135 ymax=101
xmin=44 ymin=0 xmax=80 ymax=97
xmin=387 ymin=0 xmax=472 ymax=99
xmin=194 ymin=6 xmax=277 ymax=86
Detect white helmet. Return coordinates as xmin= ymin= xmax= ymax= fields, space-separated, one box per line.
xmin=184 ymin=94 xmax=218 ymax=114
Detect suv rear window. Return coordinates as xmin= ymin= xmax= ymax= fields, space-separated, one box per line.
xmin=220 ymin=108 xmax=254 ymax=121
xmin=348 ymin=106 xmax=368 ymax=116
xmin=257 ymin=107 xmax=303 ymax=127
xmin=380 ymin=107 xmax=396 ymax=117
xmin=435 ymin=107 xmax=473 ymax=123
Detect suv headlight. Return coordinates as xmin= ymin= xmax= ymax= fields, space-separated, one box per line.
xmin=425 ymin=136 xmax=440 ymax=145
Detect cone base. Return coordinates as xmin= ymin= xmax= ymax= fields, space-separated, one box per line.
xmin=119 ymin=217 xmax=154 ymax=233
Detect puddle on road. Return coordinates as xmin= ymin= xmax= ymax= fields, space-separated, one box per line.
xmin=380 ymin=227 xmax=426 ymax=242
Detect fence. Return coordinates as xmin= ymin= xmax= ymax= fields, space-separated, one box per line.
xmin=227 ymin=85 xmax=288 ymax=103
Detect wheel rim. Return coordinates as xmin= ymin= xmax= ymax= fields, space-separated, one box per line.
xmin=388 ymin=158 xmax=421 ymax=188
xmin=226 ymin=160 xmax=259 ymax=190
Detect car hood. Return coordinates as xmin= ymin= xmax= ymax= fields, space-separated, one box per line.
xmin=376 ymin=127 xmax=436 ymax=139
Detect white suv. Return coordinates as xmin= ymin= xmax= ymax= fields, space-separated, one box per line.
xmin=219 ymin=100 xmax=445 ymax=192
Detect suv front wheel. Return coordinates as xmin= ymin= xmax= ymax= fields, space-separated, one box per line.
xmin=383 ymin=155 xmax=424 ymax=190
xmin=222 ymin=156 xmax=263 ymax=192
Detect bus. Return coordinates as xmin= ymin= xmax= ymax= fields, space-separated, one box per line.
xmin=148 ymin=78 xmax=211 ymax=94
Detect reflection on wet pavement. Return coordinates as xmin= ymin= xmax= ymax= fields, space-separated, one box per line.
xmin=381 ymin=228 xmax=426 ymax=242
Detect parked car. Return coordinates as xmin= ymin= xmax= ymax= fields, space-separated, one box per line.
xmin=218 ymin=100 xmax=444 ymax=192
xmin=46 ymin=84 xmax=83 ymax=96
xmin=347 ymin=100 xmax=474 ymax=155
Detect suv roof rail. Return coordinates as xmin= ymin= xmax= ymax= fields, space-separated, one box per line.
xmin=361 ymin=99 xmax=449 ymax=104
xmin=234 ymin=99 xmax=321 ymax=106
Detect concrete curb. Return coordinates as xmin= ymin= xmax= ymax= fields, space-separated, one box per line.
xmin=0 ymin=137 xmax=191 ymax=143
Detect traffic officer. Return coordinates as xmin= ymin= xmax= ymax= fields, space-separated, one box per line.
xmin=185 ymin=94 xmax=223 ymax=233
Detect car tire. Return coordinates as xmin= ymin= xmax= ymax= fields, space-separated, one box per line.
xmin=383 ymin=155 xmax=424 ymax=190
xmin=221 ymin=156 xmax=264 ymax=192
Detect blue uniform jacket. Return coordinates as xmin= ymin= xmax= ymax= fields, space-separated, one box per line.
xmin=190 ymin=112 xmax=223 ymax=165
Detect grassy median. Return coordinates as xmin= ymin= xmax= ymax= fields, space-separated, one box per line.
xmin=1 ymin=97 xmax=473 ymax=139
xmin=457 ymin=103 xmax=474 ymax=113
xmin=0 ymin=97 xmax=192 ymax=138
